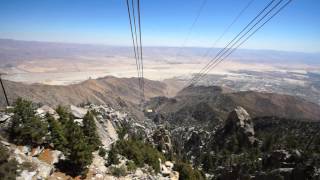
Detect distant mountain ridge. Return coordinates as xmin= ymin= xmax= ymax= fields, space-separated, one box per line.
xmin=146 ymin=85 xmax=320 ymax=123
xmin=1 ymin=39 xmax=319 ymax=66
xmin=1 ymin=76 xmax=319 ymax=122
xmin=0 ymin=76 xmax=179 ymax=109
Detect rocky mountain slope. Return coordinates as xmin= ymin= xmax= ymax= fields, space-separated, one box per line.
xmin=1 ymin=82 xmax=320 ymax=179
xmin=146 ymin=85 xmax=320 ymax=125
xmin=2 ymin=77 xmax=319 ymax=122
xmin=0 ymin=76 xmax=181 ymax=107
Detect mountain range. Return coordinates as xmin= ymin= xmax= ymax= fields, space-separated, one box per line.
xmin=1 ymin=76 xmax=319 ymax=122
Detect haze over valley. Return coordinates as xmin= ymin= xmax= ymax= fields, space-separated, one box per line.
xmin=1 ymin=39 xmax=319 ymax=105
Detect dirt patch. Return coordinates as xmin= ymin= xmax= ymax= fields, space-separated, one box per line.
xmin=38 ymin=148 xmax=54 ymax=164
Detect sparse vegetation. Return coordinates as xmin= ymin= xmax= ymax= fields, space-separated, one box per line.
xmin=109 ymin=138 xmax=165 ymax=173
xmin=110 ymin=165 xmax=127 ymax=177
xmin=173 ymin=161 xmax=205 ymax=180
xmin=126 ymin=160 xmax=137 ymax=172
xmin=98 ymin=147 xmax=107 ymax=157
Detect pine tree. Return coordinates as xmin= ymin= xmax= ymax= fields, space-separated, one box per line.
xmin=46 ymin=113 xmax=67 ymax=153
xmin=10 ymin=98 xmax=48 ymax=146
xmin=56 ymin=105 xmax=70 ymax=125
xmin=65 ymin=119 xmax=93 ymax=176
xmin=107 ymin=144 xmax=119 ymax=166
xmin=82 ymin=111 xmax=101 ymax=151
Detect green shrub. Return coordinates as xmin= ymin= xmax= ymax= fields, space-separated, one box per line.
xmin=98 ymin=147 xmax=107 ymax=157
xmin=117 ymin=127 xmax=128 ymax=140
xmin=110 ymin=165 xmax=127 ymax=177
xmin=109 ymin=139 xmax=165 ymax=173
xmin=173 ymin=161 xmax=205 ymax=180
xmin=126 ymin=161 xmax=137 ymax=172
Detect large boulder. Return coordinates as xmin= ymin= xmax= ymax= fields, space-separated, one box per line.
xmin=36 ymin=105 xmax=59 ymax=119
xmin=0 ymin=113 xmax=11 ymax=122
xmin=70 ymin=105 xmax=88 ymax=119
xmin=224 ymin=106 xmax=258 ymax=146
xmin=12 ymin=145 xmax=55 ymax=179
xmin=0 ymin=112 xmax=13 ymax=135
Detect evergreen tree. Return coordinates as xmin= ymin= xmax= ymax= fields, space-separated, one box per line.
xmin=10 ymin=98 xmax=48 ymax=146
xmin=107 ymin=144 xmax=120 ymax=166
xmin=46 ymin=113 xmax=67 ymax=153
xmin=64 ymin=119 xmax=93 ymax=176
xmin=56 ymin=105 xmax=70 ymax=125
xmin=82 ymin=111 xmax=101 ymax=150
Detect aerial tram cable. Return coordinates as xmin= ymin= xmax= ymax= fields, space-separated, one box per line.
xmin=186 ymin=0 xmax=278 ymax=87
xmin=186 ymin=0 xmax=292 ymax=87
xmin=198 ymin=0 xmax=256 ymax=63
xmin=184 ymin=0 xmax=255 ymax=86
xmin=130 ymin=0 xmax=144 ymax=102
xmin=204 ymin=0 xmax=293 ymax=80
xmin=125 ymin=0 xmax=144 ymax=103
xmin=190 ymin=0 xmax=292 ymax=86
xmin=137 ymin=0 xmax=145 ymax=102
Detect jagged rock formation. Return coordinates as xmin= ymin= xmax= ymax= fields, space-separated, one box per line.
xmin=223 ymin=106 xmax=258 ymax=147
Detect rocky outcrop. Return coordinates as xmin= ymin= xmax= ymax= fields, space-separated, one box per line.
xmin=36 ymin=105 xmax=59 ymax=119
xmin=223 ymin=106 xmax=259 ymax=147
xmin=0 ymin=111 xmax=13 ymax=137
xmin=70 ymin=105 xmax=88 ymax=119
xmin=9 ymin=145 xmax=59 ymax=180
xmin=0 ymin=112 xmax=11 ymax=122
xmin=159 ymin=159 xmax=179 ymax=180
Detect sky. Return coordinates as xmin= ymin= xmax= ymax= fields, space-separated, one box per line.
xmin=0 ymin=0 xmax=319 ymax=53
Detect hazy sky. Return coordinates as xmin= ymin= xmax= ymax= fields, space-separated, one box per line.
xmin=0 ymin=0 xmax=319 ymax=53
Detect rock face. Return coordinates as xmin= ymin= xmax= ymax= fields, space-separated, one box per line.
xmin=8 ymin=144 xmax=57 ymax=180
xmin=36 ymin=105 xmax=59 ymax=119
xmin=0 ymin=113 xmax=11 ymax=122
xmin=0 ymin=112 xmax=13 ymax=137
xmin=88 ymin=104 xmax=123 ymax=148
xmin=70 ymin=105 xmax=88 ymax=118
xmin=224 ymin=106 xmax=258 ymax=146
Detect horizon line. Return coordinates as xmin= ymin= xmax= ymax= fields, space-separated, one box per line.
xmin=0 ymin=38 xmax=319 ymax=54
